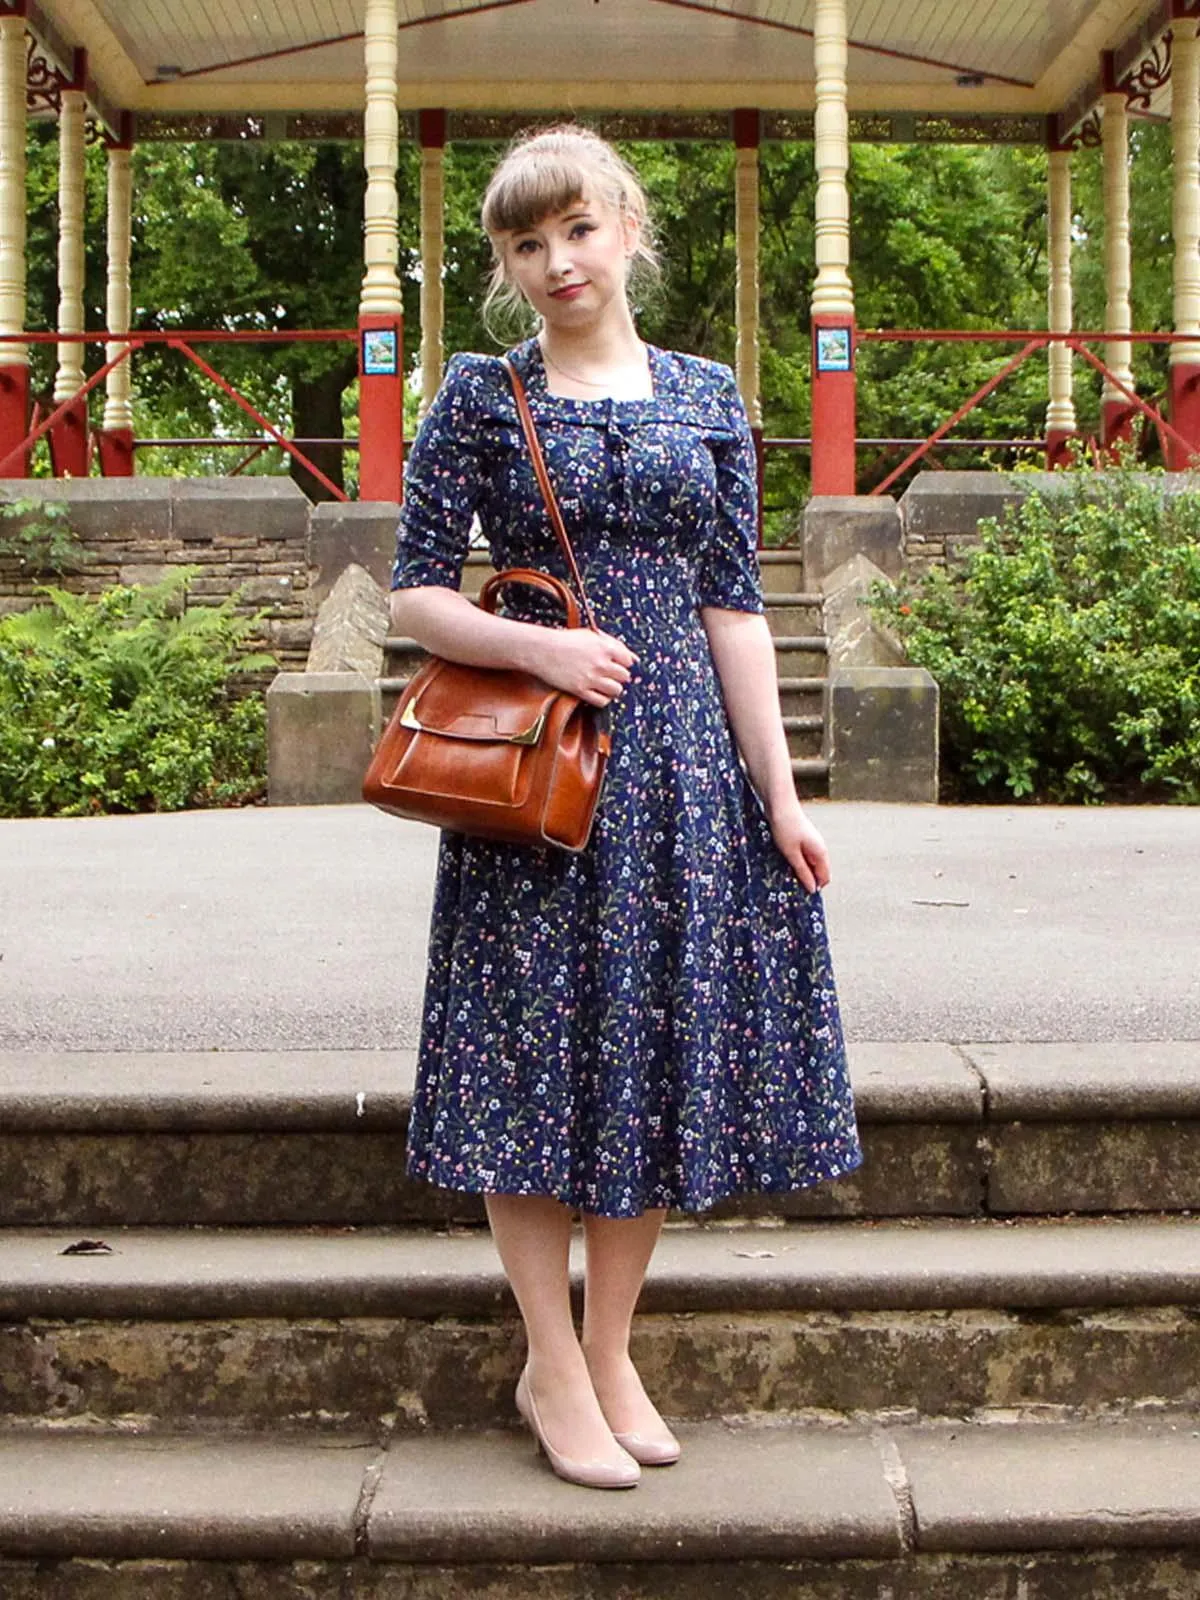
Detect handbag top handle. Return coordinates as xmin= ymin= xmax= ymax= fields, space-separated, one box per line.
xmin=501 ymin=356 xmax=600 ymax=635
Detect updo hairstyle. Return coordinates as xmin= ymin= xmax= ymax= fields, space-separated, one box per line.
xmin=480 ymin=125 xmax=660 ymax=335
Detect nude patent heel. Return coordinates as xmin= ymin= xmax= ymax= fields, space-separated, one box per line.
xmin=610 ymin=1426 xmax=681 ymax=1467
xmin=515 ymin=1368 xmax=641 ymax=1490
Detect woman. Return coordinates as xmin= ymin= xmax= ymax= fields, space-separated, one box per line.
xmin=390 ymin=126 xmax=861 ymax=1490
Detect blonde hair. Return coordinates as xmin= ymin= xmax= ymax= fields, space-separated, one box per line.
xmin=480 ymin=125 xmax=660 ymax=337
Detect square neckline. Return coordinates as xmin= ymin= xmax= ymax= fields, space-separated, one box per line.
xmin=523 ymin=338 xmax=662 ymax=409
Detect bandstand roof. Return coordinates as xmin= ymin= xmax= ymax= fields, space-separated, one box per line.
xmin=18 ymin=0 xmax=1186 ymax=142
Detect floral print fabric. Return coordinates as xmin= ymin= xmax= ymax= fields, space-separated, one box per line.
xmin=392 ymin=338 xmax=861 ymax=1217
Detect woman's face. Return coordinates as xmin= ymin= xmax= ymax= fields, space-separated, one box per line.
xmin=502 ymin=192 xmax=637 ymax=331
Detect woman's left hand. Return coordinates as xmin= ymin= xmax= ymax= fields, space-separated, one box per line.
xmin=767 ymin=798 xmax=831 ymax=893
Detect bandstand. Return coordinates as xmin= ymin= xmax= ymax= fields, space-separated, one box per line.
xmin=1 ymin=0 xmax=1199 ymax=503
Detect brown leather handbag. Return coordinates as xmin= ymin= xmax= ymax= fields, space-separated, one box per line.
xmin=362 ymin=359 xmax=611 ymax=852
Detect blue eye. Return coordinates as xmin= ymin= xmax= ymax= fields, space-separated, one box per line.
xmin=513 ymin=238 xmax=539 ymax=255
xmin=570 ymin=222 xmax=596 ymax=239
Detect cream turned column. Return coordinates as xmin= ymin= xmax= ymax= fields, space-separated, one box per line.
xmin=418 ymin=109 xmax=446 ymax=420
xmin=52 ymin=82 xmax=88 ymax=476
xmin=733 ymin=110 xmax=762 ymax=428
xmin=359 ymin=0 xmax=402 ymax=321
xmin=358 ymin=0 xmax=404 ymax=501
xmin=98 ymin=126 xmax=135 ymax=476
xmin=0 ymin=11 xmax=29 ymax=475
xmin=1045 ymin=146 xmax=1076 ymax=467
xmin=1169 ymin=11 xmax=1200 ymax=468
xmin=1101 ymin=77 xmax=1135 ymax=448
xmin=810 ymin=0 xmax=856 ymax=495
xmin=733 ymin=108 xmax=763 ymax=538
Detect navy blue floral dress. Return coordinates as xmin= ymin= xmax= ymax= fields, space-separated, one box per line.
xmin=391 ymin=338 xmax=861 ymax=1218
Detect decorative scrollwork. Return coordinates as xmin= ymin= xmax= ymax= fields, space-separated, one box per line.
xmin=136 ymin=113 xmax=267 ymax=142
xmin=764 ymin=113 xmax=814 ymax=143
xmin=1122 ymin=31 xmax=1172 ymax=113
xmin=286 ymin=113 xmax=363 ymax=141
xmin=448 ymin=111 xmax=730 ymax=144
xmin=1062 ymin=109 xmax=1103 ymax=151
xmin=25 ymin=33 xmax=69 ymax=118
xmin=849 ymin=115 xmax=895 ymax=142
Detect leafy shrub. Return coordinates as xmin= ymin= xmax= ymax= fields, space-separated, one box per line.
xmin=0 ymin=571 xmax=273 ymax=816
xmin=870 ymin=471 xmax=1200 ymax=802
xmin=0 ymin=498 xmax=87 ymax=577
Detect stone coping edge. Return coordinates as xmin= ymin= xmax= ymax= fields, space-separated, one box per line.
xmin=1 ymin=1217 xmax=1197 ymax=1319
xmin=1 ymin=1418 xmax=1200 ymax=1564
xmin=1 ymin=1043 xmax=1198 ymax=1130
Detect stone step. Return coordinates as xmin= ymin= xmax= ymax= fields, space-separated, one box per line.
xmin=764 ymin=635 xmax=829 ymax=679
xmin=782 ymin=713 xmax=825 ymax=759
xmin=765 ymin=592 xmax=823 ymax=635
xmin=458 ymin=551 xmax=809 ymax=600
xmin=791 ymin=755 xmax=831 ymax=793
xmin=1 ymin=1217 xmax=1198 ymax=1429
xmin=2 ymin=1042 xmax=1197 ymax=1228
xmin=759 ymin=547 xmax=807 ymax=593
xmin=777 ymin=673 xmax=826 ymax=716
xmin=0 ymin=1417 xmax=1199 ymax=1595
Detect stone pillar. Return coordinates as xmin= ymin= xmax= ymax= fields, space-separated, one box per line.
xmin=1045 ymin=146 xmax=1076 ymax=468
xmin=98 ymin=124 xmax=135 ymax=476
xmin=358 ymin=0 xmax=404 ymax=503
xmin=810 ymin=0 xmax=856 ymax=497
xmin=1170 ymin=12 xmax=1200 ymax=469
xmin=828 ymin=667 xmax=940 ymax=803
xmin=1101 ymin=69 xmax=1136 ymax=448
xmin=733 ymin=108 xmax=763 ymax=542
xmin=0 ymin=11 xmax=29 ymax=477
xmin=419 ymin=108 xmax=446 ymax=421
xmin=51 ymin=79 xmax=88 ymax=477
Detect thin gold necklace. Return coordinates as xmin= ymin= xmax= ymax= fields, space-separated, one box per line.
xmin=540 ymin=343 xmax=646 ymax=390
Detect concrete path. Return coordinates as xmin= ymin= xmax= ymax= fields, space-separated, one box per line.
xmin=0 ymin=802 xmax=1197 ymax=1051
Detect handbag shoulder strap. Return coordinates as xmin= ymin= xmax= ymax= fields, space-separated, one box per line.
xmin=501 ymin=355 xmax=599 ymax=633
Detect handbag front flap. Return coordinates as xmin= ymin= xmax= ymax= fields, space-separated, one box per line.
xmin=405 ymin=660 xmax=562 ymax=744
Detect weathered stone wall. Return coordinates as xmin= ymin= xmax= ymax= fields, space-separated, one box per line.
xmin=0 ymin=481 xmax=400 ymax=672
xmin=897 ymin=469 xmax=1200 ymax=573
xmin=898 ymin=471 xmax=1045 ymax=575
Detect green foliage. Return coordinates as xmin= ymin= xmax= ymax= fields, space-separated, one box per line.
xmin=0 ymin=572 xmax=273 ymax=816
xmin=0 ymin=499 xmax=87 ymax=577
xmin=1069 ymin=122 xmax=1175 ymax=442
xmin=870 ymin=471 xmax=1200 ymax=803
xmin=17 ymin=119 xmax=1181 ymax=509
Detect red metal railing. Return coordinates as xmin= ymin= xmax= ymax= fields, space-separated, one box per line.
xmin=0 ymin=329 xmax=358 ymax=499
xmin=854 ymin=328 xmax=1194 ymax=494
xmin=758 ymin=329 xmax=1197 ymax=518
xmin=6 ymin=326 xmax=1195 ymax=523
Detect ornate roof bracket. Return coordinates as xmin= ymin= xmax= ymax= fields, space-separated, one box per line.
xmin=1111 ymin=29 xmax=1174 ymax=111
xmin=1050 ymin=107 xmax=1104 ymax=152
xmin=19 ymin=1 xmax=122 ymax=138
xmin=25 ymin=33 xmax=82 ymax=117
xmin=1058 ymin=1 xmax=1200 ymax=147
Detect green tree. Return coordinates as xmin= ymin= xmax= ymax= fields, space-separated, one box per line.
xmin=19 ymin=122 xmax=1180 ymax=511
xmin=130 ymin=139 xmax=395 ymax=498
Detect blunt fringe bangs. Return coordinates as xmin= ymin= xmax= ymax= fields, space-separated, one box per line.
xmin=480 ymin=125 xmax=660 ymax=340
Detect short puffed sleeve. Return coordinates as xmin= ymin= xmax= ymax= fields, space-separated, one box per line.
xmin=696 ymin=366 xmax=765 ymax=614
xmin=390 ymin=353 xmax=490 ymax=592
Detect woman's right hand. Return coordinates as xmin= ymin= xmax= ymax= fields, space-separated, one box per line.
xmin=534 ymin=627 xmax=638 ymax=707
